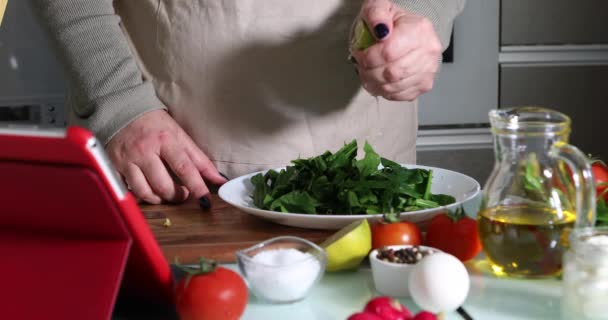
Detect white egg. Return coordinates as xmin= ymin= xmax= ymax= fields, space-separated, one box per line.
xmin=408 ymin=252 xmax=470 ymax=313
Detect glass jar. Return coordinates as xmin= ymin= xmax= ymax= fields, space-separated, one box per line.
xmin=479 ymin=107 xmax=596 ymax=278
xmin=562 ymin=227 xmax=608 ymax=319
xmin=236 ymin=236 xmax=327 ymax=304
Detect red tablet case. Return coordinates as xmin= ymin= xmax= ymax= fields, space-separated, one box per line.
xmin=0 ymin=126 xmax=174 ymax=320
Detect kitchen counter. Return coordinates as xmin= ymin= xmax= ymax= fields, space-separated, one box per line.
xmin=141 ymin=195 xmax=334 ymax=264
xmin=134 ymin=195 xmax=567 ymax=320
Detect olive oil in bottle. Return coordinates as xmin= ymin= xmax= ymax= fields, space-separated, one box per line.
xmin=478 ymin=205 xmax=575 ymax=278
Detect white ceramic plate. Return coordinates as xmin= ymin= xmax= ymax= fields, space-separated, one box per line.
xmin=218 ymin=164 xmax=481 ymax=230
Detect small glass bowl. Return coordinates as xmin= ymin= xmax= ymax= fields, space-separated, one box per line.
xmin=369 ymin=245 xmax=440 ymax=297
xmin=236 ymin=236 xmax=327 ymax=304
xmin=562 ymin=227 xmax=608 ymax=319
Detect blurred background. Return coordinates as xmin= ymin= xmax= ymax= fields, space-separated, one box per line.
xmin=1 ymin=0 xmax=607 ymax=184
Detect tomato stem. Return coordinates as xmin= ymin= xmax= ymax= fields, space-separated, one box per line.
xmin=589 ymin=155 xmax=608 ymax=167
xmin=447 ymin=206 xmax=467 ymax=223
xmin=172 ymin=257 xmax=219 ymax=289
xmin=382 ymin=209 xmax=400 ymax=223
xmin=173 ymin=257 xmax=218 ymax=277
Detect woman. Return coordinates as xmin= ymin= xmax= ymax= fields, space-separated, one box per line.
xmin=34 ymin=0 xmax=465 ymax=206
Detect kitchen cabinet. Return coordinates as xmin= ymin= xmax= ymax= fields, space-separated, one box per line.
xmin=500 ymin=65 xmax=608 ymax=159
xmin=498 ymin=2 xmax=608 ymax=161
xmin=419 ymin=0 xmax=608 ymax=185
xmin=501 ymin=0 xmax=608 ymax=46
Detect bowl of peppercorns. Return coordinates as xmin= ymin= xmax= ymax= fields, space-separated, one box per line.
xmin=369 ymin=245 xmax=440 ymax=298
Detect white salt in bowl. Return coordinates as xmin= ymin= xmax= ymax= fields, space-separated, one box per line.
xmin=236 ymin=236 xmax=327 ymax=304
xmin=369 ymin=245 xmax=440 ymax=298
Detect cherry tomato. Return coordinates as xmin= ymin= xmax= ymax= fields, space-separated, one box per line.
xmin=592 ymin=161 xmax=608 ymax=202
xmin=413 ymin=311 xmax=438 ymax=320
xmin=175 ymin=258 xmax=248 ymax=320
xmin=371 ymin=220 xmax=422 ymax=250
xmin=425 ymin=208 xmax=481 ymax=262
xmin=363 ymin=296 xmax=412 ymax=320
xmin=347 ymin=312 xmax=384 ymax=320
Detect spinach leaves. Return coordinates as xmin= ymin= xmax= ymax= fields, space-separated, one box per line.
xmin=250 ymin=140 xmax=456 ymax=215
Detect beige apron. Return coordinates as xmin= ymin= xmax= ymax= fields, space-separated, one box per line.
xmin=114 ymin=0 xmax=417 ymax=178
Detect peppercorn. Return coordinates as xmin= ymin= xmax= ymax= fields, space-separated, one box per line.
xmin=376 ymin=246 xmax=435 ymax=264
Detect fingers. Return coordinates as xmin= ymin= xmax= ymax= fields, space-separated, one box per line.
xmin=187 ymin=142 xmax=228 ymax=186
xmin=386 ymin=86 xmax=425 ymax=101
xmin=161 ymin=143 xmax=211 ymax=200
xmin=352 ymin=7 xmax=442 ymax=98
xmin=364 ymin=75 xmax=423 ymax=101
xmin=355 ymin=11 xmax=441 ymax=101
xmin=353 ymin=14 xmax=438 ymax=69
xmin=351 ymin=28 xmax=415 ymax=69
xmin=359 ymin=48 xmax=426 ymax=84
xmin=139 ymin=156 xmax=190 ymax=203
xmin=363 ymin=40 xmax=414 ymax=69
xmin=361 ymin=0 xmax=395 ymax=41
xmin=123 ymin=162 xmax=162 ymax=204
xmin=105 ymin=109 xmax=225 ymax=205
xmin=382 ymin=74 xmax=435 ymax=101
xmin=361 ymin=58 xmax=436 ymax=101
xmin=372 ymin=72 xmax=436 ymax=101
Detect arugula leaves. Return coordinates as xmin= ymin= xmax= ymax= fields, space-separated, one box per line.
xmin=250 ymin=140 xmax=456 ymax=215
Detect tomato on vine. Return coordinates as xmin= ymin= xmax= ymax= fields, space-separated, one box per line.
xmin=592 ymin=159 xmax=608 ymax=202
xmin=174 ymin=257 xmax=248 ymax=320
xmin=371 ymin=211 xmax=422 ymax=250
xmin=425 ymin=207 xmax=481 ymax=262
xmin=590 ymin=159 xmax=608 ymax=226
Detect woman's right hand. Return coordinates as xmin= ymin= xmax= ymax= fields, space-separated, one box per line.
xmin=105 ymin=109 xmax=227 ymax=204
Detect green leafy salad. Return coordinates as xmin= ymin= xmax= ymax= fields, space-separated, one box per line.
xmin=250 ymin=140 xmax=456 ymax=215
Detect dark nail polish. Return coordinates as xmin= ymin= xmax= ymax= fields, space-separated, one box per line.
xmin=374 ymin=23 xmax=389 ymax=39
xmin=199 ymin=196 xmax=211 ymax=210
xmin=219 ymin=172 xmax=230 ymax=180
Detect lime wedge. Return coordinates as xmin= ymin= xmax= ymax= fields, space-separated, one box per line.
xmin=351 ymin=20 xmax=376 ymax=51
xmin=321 ymin=219 xmax=372 ymax=272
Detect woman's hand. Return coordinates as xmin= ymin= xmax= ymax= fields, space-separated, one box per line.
xmin=106 ymin=109 xmax=226 ymax=205
xmin=351 ymin=0 xmax=443 ymax=101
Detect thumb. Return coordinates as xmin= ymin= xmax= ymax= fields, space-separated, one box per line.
xmin=361 ymin=0 xmax=395 ymax=41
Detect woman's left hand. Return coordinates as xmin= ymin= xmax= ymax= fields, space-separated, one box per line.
xmin=351 ymin=0 xmax=443 ymax=101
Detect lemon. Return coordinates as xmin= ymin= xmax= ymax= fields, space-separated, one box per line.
xmin=351 ymin=20 xmax=376 ymax=51
xmin=321 ymin=219 xmax=372 ymax=272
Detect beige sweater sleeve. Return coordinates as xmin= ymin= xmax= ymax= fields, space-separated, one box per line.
xmin=392 ymin=0 xmax=467 ymax=50
xmin=33 ymin=0 xmax=464 ymax=145
xmin=31 ymin=0 xmax=166 ymax=145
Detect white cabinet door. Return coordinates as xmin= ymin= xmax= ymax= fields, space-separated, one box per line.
xmin=502 ymin=0 xmax=608 ymax=46
xmin=418 ymin=0 xmax=500 ymax=126
xmin=501 ymin=64 xmax=608 ymax=159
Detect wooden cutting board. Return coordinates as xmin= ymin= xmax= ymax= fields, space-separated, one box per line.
xmin=141 ymin=194 xmax=334 ymax=264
